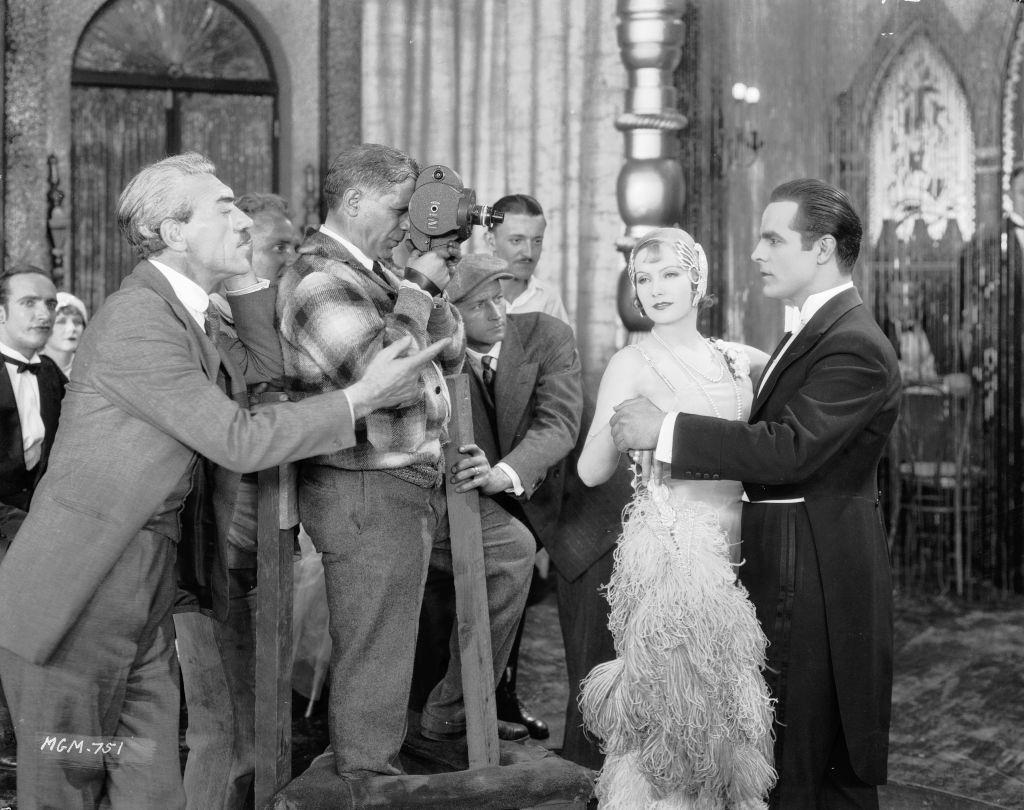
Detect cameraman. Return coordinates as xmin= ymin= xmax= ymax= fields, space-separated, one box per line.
xmin=278 ymin=144 xmax=531 ymax=780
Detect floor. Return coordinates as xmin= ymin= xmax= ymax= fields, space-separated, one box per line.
xmin=2 ymin=588 xmax=1022 ymax=808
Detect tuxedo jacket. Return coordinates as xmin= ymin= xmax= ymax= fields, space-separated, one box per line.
xmin=0 ymin=261 xmax=356 ymax=666
xmin=467 ymin=312 xmax=582 ymax=547
xmin=670 ymin=287 xmax=901 ymax=784
xmin=0 ymin=354 xmax=66 ymax=506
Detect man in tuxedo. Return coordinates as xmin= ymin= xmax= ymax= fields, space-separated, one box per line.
xmin=611 ymin=179 xmax=900 ymax=808
xmin=0 ymin=152 xmax=446 ymax=809
xmin=0 ymin=266 xmax=66 ymax=771
xmin=0 ymin=266 xmax=64 ymax=545
xmin=411 ymin=254 xmax=581 ymax=743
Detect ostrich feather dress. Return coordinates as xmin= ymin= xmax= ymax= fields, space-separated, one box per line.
xmin=580 ymin=342 xmax=776 ymax=809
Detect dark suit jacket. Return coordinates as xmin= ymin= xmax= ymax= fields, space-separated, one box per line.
xmin=0 ymin=354 xmax=65 ymax=506
xmin=468 ymin=313 xmax=582 ymax=547
xmin=176 ymin=284 xmax=286 ymax=611
xmin=670 ymin=287 xmax=901 ymax=784
xmin=0 ymin=261 xmax=357 ymax=666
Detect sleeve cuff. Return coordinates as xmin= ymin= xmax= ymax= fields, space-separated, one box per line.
xmin=655 ymin=411 xmax=678 ymax=464
xmin=399 ymin=279 xmax=434 ymax=300
xmin=225 ymin=279 xmax=271 ymax=296
xmin=495 ymin=461 xmax=524 ymax=496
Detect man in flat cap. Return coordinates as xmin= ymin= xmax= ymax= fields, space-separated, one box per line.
xmin=413 ymin=254 xmax=582 ymax=742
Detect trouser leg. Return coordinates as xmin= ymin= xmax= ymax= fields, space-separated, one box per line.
xmin=741 ymin=504 xmax=877 ymax=810
xmin=421 ymin=497 xmax=534 ymax=734
xmin=556 ymin=548 xmax=615 ymax=770
xmin=175 ymin=571 xmax=257 ymax=810
xmin=300 ymin=466 xmax=436 ymax=776
xmin=0 ymin=529 xmax=183 ymax=809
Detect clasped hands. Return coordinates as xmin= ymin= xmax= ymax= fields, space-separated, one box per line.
xmin=610 ymin=395 xmax=666 ymax=455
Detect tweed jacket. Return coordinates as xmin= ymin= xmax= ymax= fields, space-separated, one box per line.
xmin=278 ymin=229 xmax=465 ymax=482
xmin=0 ymin=354 xmax=65 ymax=505
xmin=467 ymin=312 xmax=582 ymax=546
xmin=669 ymin=287 xmax=901 ymax=784
xmin=0 ymin=261 xmax=357 ymax=666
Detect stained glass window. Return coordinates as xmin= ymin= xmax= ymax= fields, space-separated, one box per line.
xmin=868 ymin=35 xmax=975 ymax=242
xmin=74 ymin=0 xmax=271 ymax=82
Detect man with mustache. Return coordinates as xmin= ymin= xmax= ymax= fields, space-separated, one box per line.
xmin=486 ymin=194 xmax=570 ymax=326
xmin=173 ymin=191 xmax=301 ymax=810
xmin=482 ymin=193 xmax=572 ymax=738
xmin=0 ymin=153 xmax=445 ymax=808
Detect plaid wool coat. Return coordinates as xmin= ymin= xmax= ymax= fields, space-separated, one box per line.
xmin=277 ymin=229 xmax=466 ymax=482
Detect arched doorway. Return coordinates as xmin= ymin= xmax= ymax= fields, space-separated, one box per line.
xmin=70 ymin=0 xmax=278 ymax=314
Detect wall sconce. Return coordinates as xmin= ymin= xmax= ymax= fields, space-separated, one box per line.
xmin=722 ymin=82 xmax=765 ymax=171
xmin=47 ymin=154 xmax=69 ymax=287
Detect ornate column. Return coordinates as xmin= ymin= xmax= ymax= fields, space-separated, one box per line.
xmin=614 ymin=0 xmax=688 ymax=331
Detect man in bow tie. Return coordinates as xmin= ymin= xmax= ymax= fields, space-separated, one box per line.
xmin=611 ymin=179 xmax=901 ymax=808
xmin=0 ymin=266 xmax=65 ymax=772
xmin=0 ymin=267 xmax=64 ymax=546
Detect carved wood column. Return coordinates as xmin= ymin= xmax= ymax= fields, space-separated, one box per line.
xmin=613 ymin=0 xmax=688 ymax=332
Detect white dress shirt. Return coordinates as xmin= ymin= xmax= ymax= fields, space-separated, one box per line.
xmin=654 ymin=281 xmax=857 ymax=499
xmin=149 ymin=258 xmax=210 ymax=329
xmin=506 ymin=275 xmax=571 ymax=327
xmin=465 ymin=343 xmax=524 ymax=496
xmin=1 ymin=340 xmax=45 ymax=470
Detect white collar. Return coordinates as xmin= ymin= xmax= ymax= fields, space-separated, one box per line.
xmin=319 ymin=224 xmax=373 ymax=271
xmin=466 ymin=342 xmax=502 ymax=363
xmin=510 ymin=275 xmax=541 ymax=306
xmin=0 ymin=340 xmax=40 ymax=364
xmin=149 ymin=258 xmax=210 ymax=327
xmin=793 ymin=281 xmax=854 ymax=331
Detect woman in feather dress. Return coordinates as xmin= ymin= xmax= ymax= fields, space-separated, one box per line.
xmin=577 ymin=227 xmax=775 ymax=809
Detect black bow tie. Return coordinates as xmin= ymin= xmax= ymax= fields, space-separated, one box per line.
xmin=1 ymin=353 xmax=41 ymax=374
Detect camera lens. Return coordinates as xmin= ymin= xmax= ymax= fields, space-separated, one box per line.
xmin=468 ymin=204 xmax=504 ymax=228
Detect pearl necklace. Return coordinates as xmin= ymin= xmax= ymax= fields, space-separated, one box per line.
xmin=650 ymin=331 xmax=744 ymax=420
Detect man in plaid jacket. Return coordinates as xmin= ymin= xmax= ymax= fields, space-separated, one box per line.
xmin=278 ymin=143 xmax=533 ymax=780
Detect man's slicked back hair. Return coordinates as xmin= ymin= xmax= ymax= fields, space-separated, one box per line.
xmin=0 ymin=265 xmax=52 ymax=310
xmin=769 ymin=178 xmax=863 ymax=272
xmin=490 ymin=194 xmax=544 ymax=229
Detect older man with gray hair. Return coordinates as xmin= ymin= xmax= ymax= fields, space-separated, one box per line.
xmin=0 ymin=152 xmax=448 ymax=809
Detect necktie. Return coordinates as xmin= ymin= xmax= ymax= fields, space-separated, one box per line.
xmin=204 ymin=306 xmax=221 ymax=344
xmin=481 ymin=355 xmax=496 ymax=392
xmin=1 ymin=353 xmax=41 ymax=374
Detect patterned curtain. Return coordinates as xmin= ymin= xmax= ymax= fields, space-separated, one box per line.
xmin=360 ymin=0 xmax=627 ymax=391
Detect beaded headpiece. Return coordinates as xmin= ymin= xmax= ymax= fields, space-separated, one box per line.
xmin=627 ymin=227 xmax=709 ymax=307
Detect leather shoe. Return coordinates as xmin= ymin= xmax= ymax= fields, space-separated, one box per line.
xmin=497 ymin=719 xmax=529 ymax=742
xmin=496 ymin=691 xmax=549 ymax=740
xmin=420 ymin=718 xmax=528 ymax=743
